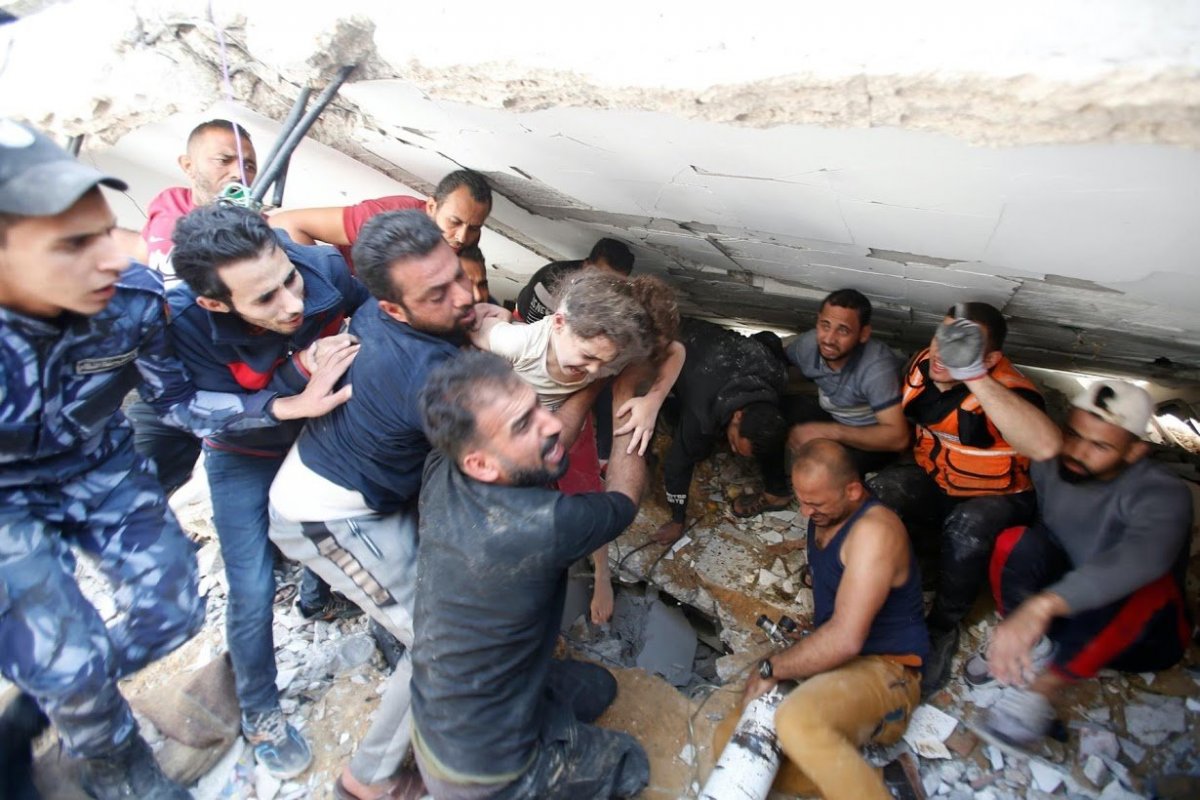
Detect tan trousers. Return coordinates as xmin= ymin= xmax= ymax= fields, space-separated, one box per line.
xmin=715 ymin=656 xmax=920 ymax=800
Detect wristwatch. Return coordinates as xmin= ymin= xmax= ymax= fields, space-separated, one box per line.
xmin=758 ymin=657 xmax=774 ymax=680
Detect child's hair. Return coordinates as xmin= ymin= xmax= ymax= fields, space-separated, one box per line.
xmin=629 ymin=276 xmax=680 ymax=366
xmin=558 ymin=270 xmax=654 ymax=368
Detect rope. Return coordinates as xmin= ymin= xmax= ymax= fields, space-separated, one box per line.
xmin=207 ymin=0 xmax=249 ymax=186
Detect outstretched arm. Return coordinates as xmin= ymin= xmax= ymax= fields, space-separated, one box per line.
xmin=935 ymin=318 xmax=1061 ymax=460
xmin=268 ymin=206 xmax=349 ymax=247
xmin=789 ymin=403 xmax=910 ymax=453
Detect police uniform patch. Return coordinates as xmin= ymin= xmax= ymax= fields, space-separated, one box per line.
xmin=75 ymin=349 xmax=138 ymax=374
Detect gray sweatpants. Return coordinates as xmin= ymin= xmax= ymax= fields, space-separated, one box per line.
xmin=267 ymin=505 xmax=418 ymax=785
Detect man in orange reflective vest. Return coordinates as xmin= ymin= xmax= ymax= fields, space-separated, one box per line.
xmin=869 ymin=303 xmax=1050 ymax=695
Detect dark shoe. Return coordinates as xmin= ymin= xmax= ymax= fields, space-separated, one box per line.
xmin=369 ymin=617 xmax=407 ymax=672
xmin=79 ymin=731 xmax=190 ymax=800
xmin=1 ymin=693 xmax=49 ymax=800
xmin=242 ymin=708 xmax=313 ymax=779
xmin=298 ymin=593 xmax=363 ymax=622
xmin=920 ymin=625 xmax=960 ymax=698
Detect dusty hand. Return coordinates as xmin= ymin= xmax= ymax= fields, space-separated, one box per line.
xmin=741 ymin=671 xmax=778 ymax=710
xmin=614 ymin=395 xmax=660 ymax=455
xmin=590 ymin=578 xmax=614 ymax=625
xmin=934 ymin=318 xmax=987 ymax=381
xmin=273 ymin=338 xmax=359 ymax=420
xmin=300 ymin=333 xmax=359 ymax=374
xmin=986 ymin=600 xmax=1052 ymax=686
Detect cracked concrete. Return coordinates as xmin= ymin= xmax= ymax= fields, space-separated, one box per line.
xmin=3 ymin=1 xmax=1199 ymax=385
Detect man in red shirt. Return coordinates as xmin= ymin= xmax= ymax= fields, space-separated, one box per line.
xmin=139 ymin=119 xmax=258 ymax=279
xmin=268 ymin=169 xmax=492 ymax=272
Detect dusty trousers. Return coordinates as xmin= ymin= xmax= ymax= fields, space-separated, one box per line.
xmin=268 ymin=505 xmax=418 ymax=785
xmin=716 ymin=656 xmax=919 ymax=800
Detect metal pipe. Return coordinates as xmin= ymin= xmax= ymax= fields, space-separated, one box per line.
xmin=271 ymin=153 xmax=292 ymax=207
xmin=66 ymin=135 xmax=83 ymax=156
xmin=253 ymin=86 xmax=311 ymax=195
xmin=251 ymin=64 xmax=356 ymax=202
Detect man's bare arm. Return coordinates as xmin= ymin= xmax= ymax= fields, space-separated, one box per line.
xmin=267 ymin=206 xmax=349 ymax=246
xmin=789 ymin=403 xmax=910 ymax=453
xmin=969 ymin=375 xmax=1062 ymax=460
xmin=770 ymin=511 xmax=904 ymax=680
xmin=555 ymin=380 xmax=606 ymax=452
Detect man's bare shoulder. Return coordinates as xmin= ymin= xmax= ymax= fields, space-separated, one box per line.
xmin=843 ymin=502 xmax=909 ymax=563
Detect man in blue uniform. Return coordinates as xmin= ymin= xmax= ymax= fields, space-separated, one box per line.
xmin=0 ymin=120 xmax=204 ymax=799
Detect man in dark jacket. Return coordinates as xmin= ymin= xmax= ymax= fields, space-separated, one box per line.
xmin=148 ymin=204 xmax=369 ymax=779
xmin=411 ymin=351 xmax=650 ymax=799
xmin=656 ymin=318 xmax=789 ymax=544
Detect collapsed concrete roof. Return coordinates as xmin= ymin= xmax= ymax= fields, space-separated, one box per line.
xmin=3 ymin=0 xmax=1199 ymax=383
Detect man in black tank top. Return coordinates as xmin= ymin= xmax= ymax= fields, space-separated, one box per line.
xmin=732 ymin=440 xmax=929 ymax=800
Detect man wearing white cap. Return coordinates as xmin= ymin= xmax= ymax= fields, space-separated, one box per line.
xmin=961 ymin=372 xmax=1192 ymax=747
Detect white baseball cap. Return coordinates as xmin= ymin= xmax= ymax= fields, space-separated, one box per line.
xmin=1071 ymin=380 xmax=1154 ymax=438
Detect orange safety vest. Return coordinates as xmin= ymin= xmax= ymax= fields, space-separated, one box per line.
xmin=902 ymin=348 xmax=1038 ymax=497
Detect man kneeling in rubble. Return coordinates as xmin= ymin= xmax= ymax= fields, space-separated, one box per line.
xmin=410 ymin=351 xmax=650 ymax=799
xmin=731 ymin=439 xmax=929 ymax=800
xmin=962 ymin=377 xmax=1193 ymax=747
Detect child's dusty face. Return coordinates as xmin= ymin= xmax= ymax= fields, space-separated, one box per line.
xmin=551 ymin=317 xmax=618 ymax=380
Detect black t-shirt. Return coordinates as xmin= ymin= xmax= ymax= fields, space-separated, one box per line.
xmin=411 ymin=450 xmax=638 ymax=780
xmin=514 ymin=259 xmax=585 ymax=322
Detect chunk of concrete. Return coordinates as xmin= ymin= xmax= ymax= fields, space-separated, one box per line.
xmin=635 ymin=597 xmax=698 ymax=687
xmin=1082 ymin=754 xmax=1108 ymax=786
xmin=1078 ymin=725 xmax=1120 ymax=761
xmin=1029 ymin=761 xmax=1063 ymax=793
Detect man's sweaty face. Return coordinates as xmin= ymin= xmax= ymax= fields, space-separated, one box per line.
xmin=428 ymin=188 xmax=490 ymax=253
xmin=183 ymin=129 xmax=258 ymax=206
xmin=217 ymin=244 xmax=306 ymax=334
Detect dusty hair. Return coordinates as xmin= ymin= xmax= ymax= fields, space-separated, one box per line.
xmin=629 ymin=275 xmax=679 ymax=365
xmin=558 ymin=270 xmax=654 ymax=369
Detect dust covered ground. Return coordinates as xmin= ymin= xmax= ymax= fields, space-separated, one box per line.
xmin=14 ymin=436 xmax=1200 ymax=799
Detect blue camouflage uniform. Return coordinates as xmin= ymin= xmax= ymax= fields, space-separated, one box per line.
xmin=0 ymin=263 xmax=205 ymax=759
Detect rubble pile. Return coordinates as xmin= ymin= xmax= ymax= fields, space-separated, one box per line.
xmin=15 ymin=441 xmax=1196 ymax=798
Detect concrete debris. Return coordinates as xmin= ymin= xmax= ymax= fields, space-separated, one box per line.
xmin=1029 ymin=761 xmax=1064 ymax=793
xmin=1083 ymin=754 xmax=1109 ymax=786
xmin=254 ymin=763 xmax=281 ymax=800
xmin=758 ymin=529 xmax=783 ymax=545
xmin=986 ymin=744 xmax=1006 ymax=771
xmin=901 ymin=704 xmax=959 ymax=759
xmin=758 ymin=568 xmax=780 ymax=588
xmin=679 ymin=743 xmax=695 ymax=765
xmin=1125 ymin=693 xmax=1187 ymax=745
xmin=1118 ymin=736 xmax=1146 ymax=764
xmin=1098 ymin=780 xmax=1144 ymax=800
xmin=1078 ymin=725 xmax=1120 ymax=762
xmin=635 ymin=597 xmax=699 ymax=687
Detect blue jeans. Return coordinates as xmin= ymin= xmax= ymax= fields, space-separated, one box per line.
xmin=204 ymin=445 xmax=286 ymax=714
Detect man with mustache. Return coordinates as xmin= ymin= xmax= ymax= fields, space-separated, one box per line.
xmin=410 ymin=351 xmax=650 ymax=800
xmin=147 ymin=203 xmax=369 ymax=779
xmin=963 ymin=378 xmax=1191 ymax=748
xmin=268 ymin=169 xmax=492 ymax=272
xmin=267 ymin=211 xmax=599 ymax=799
xmin=784 ymin=289 xmax=908 ymax=475
xmin=868 ymin=303 xmax=1050 ymax=695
